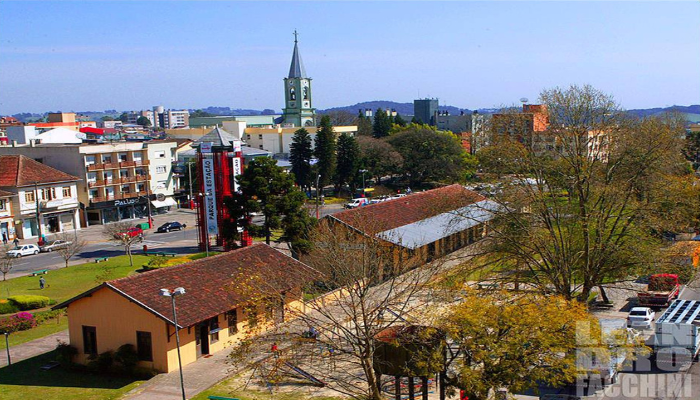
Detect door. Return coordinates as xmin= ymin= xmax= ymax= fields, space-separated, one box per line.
xmin=195 ymin=327 xmax=202 ymax=358
xmin=199 ymin=323 xmax=210 ymax=355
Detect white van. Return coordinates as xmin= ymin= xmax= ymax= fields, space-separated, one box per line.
xmin=344 ymin=198 xmax=369 ymax=209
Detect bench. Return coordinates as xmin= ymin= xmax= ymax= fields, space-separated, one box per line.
xmin=160 ymin=252 xmax=177 ymax=257
xmin=477 ymin=282 xmax=499 ymax=290
xmin=207 ymin=396 xmax=240 ymax=400
xmin=94 ymin=257 xmax=109 ymax=263
xmin=30 ymin=269 xmax=49 ymax=276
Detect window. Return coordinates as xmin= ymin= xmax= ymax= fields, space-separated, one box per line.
xmin=62 ymin=187 xmax=71 ymax=198
xmin=41 ymin=188 xmax=56 ymax=201
xmin=102 ymin=155 xmax=112 ymax=163
xmin=25 ymin=191 xmax=35 ymax=203
xmin=121 ymin=185 xmax=130 ymax=193
xmin=155 ymin=166 xmax=166 ymax=174
xmin=209 ymin=317 xmax=220 ymax=343
xmin=154 ymin=150 xmax=166 ymax=158
xmin=85 ymin=155 xmax=96 ymax=166
xmin=247 ymin=134 xmax=251 ymax=140
xmin=137 ymin=184 xmax=145 ymax=192
xmin=227 ymin=309 xmax=238 ymax=334
xmin=82 ymin=326 xmax=97 ymax=355
xmin=89 ymin=190 xmax=98 ymax=199
xmin=136 ymin=331 xmax=153 ymax=361
xmin=118 ymin=153 xmax=128 ymax=162
xmin=0 ymin=200 xmax=5 ymax=211
xmin=258 ymin=134 xmax=263 ymax=140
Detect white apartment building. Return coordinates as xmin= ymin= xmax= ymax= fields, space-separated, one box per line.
xmin=0 ymin=155 xmax=81 ymax=239
xmin=128 ymin=106 xmax=190 ymax=129
xmin=0 ymin=141 xmax=178 ymax=226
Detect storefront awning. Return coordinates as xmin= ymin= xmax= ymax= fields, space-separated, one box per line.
xmin=150 ymin=197 xmax=177 ymax=208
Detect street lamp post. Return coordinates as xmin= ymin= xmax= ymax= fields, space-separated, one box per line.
xmin=4 ymin=332 xmax=10 ymax=366
xmin=146 ymin=183 xmax=153 ymax=229
xmin=187 ymin=162 xmax=194 ymax=209
xmin=34 ymin=182 xmax=43 ymax=244
xmin=160 ymin=287 xmax=186 ymax=400
xmin=359 ymin=169 xmax=368 ymax=196
xmin=199 ymin=192 xmax=210 ymax=256
xmin=315 ymin=174 xmax=322 ymax=219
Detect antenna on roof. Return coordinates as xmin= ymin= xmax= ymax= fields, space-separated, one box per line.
xmin=520 ymin=97 xmax=529 ymax=104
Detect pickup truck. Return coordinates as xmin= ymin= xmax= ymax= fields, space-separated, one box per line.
xmin=637 ymin=273 xmax=680 ymax=308
xmin=654 ymin=299 xmax=700 ymax=369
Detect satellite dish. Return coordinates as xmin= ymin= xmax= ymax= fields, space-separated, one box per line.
xmin=156 ymin=193 xmax=166 ymax=201
xmin=520 ymin=97 xmax=529 ymax=104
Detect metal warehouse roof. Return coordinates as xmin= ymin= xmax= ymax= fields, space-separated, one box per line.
xmin=657 ymin=300 xmax=700 ymax=325
xmin=375 ymin=199 xmax=501 ymax=250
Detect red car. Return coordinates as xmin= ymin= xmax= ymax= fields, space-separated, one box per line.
xmin=121 ymin=226 xmax=144 ymax=239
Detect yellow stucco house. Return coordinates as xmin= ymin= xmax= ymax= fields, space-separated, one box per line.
xmin=54 ymin=243 xmax=318 ymax=372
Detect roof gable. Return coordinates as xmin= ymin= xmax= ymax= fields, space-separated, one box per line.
xmin=192 ymin=126 xmax=235 ymax=149
xmin=56 ymin=243 xmax=318 ymax=327
xmin=0 ymin=155 xmax=80 ymax=187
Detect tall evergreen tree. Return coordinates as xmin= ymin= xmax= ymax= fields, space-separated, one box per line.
xmin=314 ymin=115 xmax=337 ymax=188
xmin=289 ymin=128 xmax=314 ymax=191
xmin=357 ymin=116 xmax=373 ymax=136
xmin=394 ymin=112 xmax=407 ymax=127
xmin=335 ymin=133 xmax=361 ymax=191
xmin=411 ymin=116 xmax=420 ymax=124
xmin=373 ymin=108 xmax=391 ymax=138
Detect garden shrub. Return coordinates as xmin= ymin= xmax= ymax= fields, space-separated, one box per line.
xmin=33 ymin=309 xmax=64 ymax=324
xmin=8 ymin=295 xmax=52 ymax=310
xmin=0 ymin=299 xmax=19 ymax=314
xmin=56 ymin=341 xmax=78 ymax=366
xmin=0 ymin=311 xmax=36 ymax=333
xmin=115 ymin=344 xmax=139 ymax=372
xmin=88 ymin=351 xmax=114 ymax=373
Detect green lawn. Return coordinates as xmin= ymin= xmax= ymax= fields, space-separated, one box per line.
xmin=0 ymin=255 xmax=152 ymax=304
xmin=0 ymin=350 xmax=144 ymax=400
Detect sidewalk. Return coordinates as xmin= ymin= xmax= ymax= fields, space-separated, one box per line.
xmin=123 ymin=345 xmax=234 ymax=400
xmin=0 ymin=330 xmax=68 ymax=367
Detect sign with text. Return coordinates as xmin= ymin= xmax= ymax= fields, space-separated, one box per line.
xmin=232 ymin=156 xmax=242 ymax=192
xmin=200 ymin=142 xmax=213 ymax=154
xmin=202 ymin=158 xmax=218 ymax=235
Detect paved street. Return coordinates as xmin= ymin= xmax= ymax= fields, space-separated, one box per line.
xmin=5 ymin=209 xmax=199 ymax=279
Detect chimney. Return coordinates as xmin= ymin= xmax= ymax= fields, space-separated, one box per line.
xmin=12 ymin=140 xmax=17 ymax=147
xmin=29 ymin=139 xmax=36 ymax=147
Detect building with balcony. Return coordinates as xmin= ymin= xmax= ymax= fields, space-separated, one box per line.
xmin=127 ymin=107 xmax=190 ymax=129
xmin=0 ymin=189 xmax=17 ymax=243
xmin=0 ymin=141 xmax=178 ymax=226
xmin=0 ymin=155 xmax=81 ymax=240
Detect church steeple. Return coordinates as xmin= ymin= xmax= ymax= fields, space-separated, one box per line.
xmin=288 ymin=30 xmax=307 ymax=79
xmin=282 ymin=30 xmax=315 ymax=128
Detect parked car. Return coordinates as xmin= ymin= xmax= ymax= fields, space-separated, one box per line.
xmin=344 ymin=198 xmax=369 ymax=209
xmin=157 ymin=222 xmax=187 ymax=233
xmin=7 ymin=244 xmax=40 ymax=258
xmin=40 ymin=240 xmax=72 ymax=253
xmin=627 ymin=307 xmax=656 ymax=329
xmin=121 ymin=226 xmax=144 ymax=239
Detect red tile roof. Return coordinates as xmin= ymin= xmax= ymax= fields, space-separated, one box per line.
xmin=331 ymin=184 xmax=486 ymax=234
xmin=0 ymin=155 xmax=80 ymax=187
xmin=56 ymin=243 xmax=319 ymax=328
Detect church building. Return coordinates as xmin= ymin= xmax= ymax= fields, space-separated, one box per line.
xmin=282 ymin=31 xmax=316 ymax=127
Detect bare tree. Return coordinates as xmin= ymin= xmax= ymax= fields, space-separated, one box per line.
xmin=103 ymin=222 xmax=143 ymax=266
xmin=1 ymin=244 xmax=15 ymax=281
xmin=229 ymin=217 xmax=446 ymax=400
xmin=472 ymin=85 xmax=694 ymax=301
xmin=320 ymin=110 xmax=358 ymax=126
xmin=54 ymin=232 xmax=87 ymax=268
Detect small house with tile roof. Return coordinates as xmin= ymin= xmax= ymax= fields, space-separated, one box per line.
xmin=53 ymin=243 xmax=319 ymax=372
xmin=0 ymin=155 xmax=81 ymax=239
xmin=320 ymin=185 xmax=499 ymax=266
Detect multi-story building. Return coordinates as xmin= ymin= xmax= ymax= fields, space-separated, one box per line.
xmin=127 ymin=107 xmax=189 ymax=129
xmin=414 ymin=98 xmax=439 ymax=125
xmin=0 ymin=141 xmax=178 ymax=226
xmin=0 ymin=190 xmax=17 ymax=242
xmin=435 ymin=111 xmax=472 ymax=133
xmin=243 ymin=125 xmax=357 ymax=156
xmin=0 ymin=155 xmax=81 ymax=239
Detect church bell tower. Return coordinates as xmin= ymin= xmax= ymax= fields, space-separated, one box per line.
xmin=282 ymin=31 xmax=315 ymax=127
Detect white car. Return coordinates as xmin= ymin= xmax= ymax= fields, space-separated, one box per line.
xmin=627 ymin=307 xmax=656 ymax=329
xmin=344 ymin=198 xmax=369 ymax=209
xmin=7 ymin=244 xmax=40 ymax=258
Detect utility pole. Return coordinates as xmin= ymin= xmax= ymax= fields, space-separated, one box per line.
xmin=187 ymin=162 xmax=194 ymax=209
xmin=315 ymin=174 xmax=322 ymax=219
xmin=146 ymin=182 xmax=153 ymax=229
xmin=34 ymin=182 xmax=42 ymax=243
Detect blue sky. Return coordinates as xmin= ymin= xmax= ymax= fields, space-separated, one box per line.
xmin=1 ymin=1 xmax=699 ymax=114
